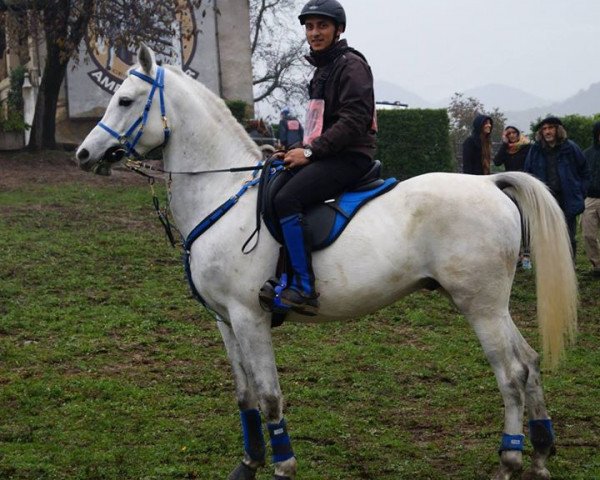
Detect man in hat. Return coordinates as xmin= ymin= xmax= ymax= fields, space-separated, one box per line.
xmin=581 ymin=121 xmax=600 ymax=276
xmin=524 ymin=116 xmax=589 ymax=258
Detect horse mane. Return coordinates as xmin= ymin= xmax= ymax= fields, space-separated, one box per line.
xmin=163 ymin=65 xmax=261 ymax=159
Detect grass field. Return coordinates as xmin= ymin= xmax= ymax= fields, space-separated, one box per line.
xmin=1 ymin=159 xmax=599 ymax=479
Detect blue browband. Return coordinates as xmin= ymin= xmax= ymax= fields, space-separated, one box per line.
xmin=98 ymin=66 xmax=171 ymax=159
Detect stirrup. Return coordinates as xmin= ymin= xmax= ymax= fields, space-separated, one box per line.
xmin=258 ymin=277 xmax=278 ymax=312
xmin=259 ymin=277 xmax=291 ymax=314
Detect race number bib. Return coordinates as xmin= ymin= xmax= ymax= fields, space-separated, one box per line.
xmin=303 ymin=99 xmax=324 ymax=145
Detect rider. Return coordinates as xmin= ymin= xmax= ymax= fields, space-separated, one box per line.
xmin=262 ymin=0 xmax=377 ymax=316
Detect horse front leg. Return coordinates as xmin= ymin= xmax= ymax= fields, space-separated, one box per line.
xmin=218 ymin=321 xmax=266 ymax=479
xmin=221 ymin=308 xmax=297 ymax=480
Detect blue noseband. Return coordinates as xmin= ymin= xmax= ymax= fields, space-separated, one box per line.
xmin=98 ymin=66 xmax=171 ymax=159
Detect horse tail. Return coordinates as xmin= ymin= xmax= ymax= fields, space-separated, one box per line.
xmin=491 ymin=171 xmax=577 ymax=369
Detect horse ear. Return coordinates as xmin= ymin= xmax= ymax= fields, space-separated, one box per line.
xmin=138 ymin=43 xmax=156 ymax=75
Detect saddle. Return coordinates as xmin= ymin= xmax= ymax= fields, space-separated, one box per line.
xmin=261 ymin=160 xmax=398 ymax=251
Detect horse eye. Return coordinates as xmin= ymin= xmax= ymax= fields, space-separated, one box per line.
xmin=119 ymin=97 xmax=133 ymax=107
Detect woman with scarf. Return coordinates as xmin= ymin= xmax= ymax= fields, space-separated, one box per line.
xmin=494 ymin=125 xmax=531 ymax=172
xmin=495 ymin=125 xmax=533 ymax=269
xmin=462 ymin=114 xmax=493 ymax=175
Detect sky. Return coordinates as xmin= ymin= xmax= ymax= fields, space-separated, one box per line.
xmin=335 ymin=0 xmax=600 ymax=103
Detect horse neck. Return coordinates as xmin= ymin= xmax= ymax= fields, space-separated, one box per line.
xmin=161 ymin=73 xmax=262 ymax=237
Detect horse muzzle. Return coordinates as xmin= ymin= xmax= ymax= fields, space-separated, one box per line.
xmin=77 ymin=146 xmax=126 ymax=175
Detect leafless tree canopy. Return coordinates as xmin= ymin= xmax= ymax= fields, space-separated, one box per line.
xmin=249 ymin=0 xmax=310 ymax=110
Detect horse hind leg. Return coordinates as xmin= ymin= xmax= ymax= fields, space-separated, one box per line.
xmin=520 ymin=341 xmax=555 ymax=480
xmin=462 ymin=309 xmax=530 ymax=480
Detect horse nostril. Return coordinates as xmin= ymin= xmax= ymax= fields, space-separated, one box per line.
xmin=77 ymin=148 xmax=90 ymax=161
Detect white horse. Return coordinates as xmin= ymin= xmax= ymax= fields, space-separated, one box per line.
xmin=76 ymin=45 xmax=577 ymax=480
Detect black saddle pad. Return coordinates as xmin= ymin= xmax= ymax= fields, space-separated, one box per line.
xmin=262 ymin=160 xmax=398 ymax=251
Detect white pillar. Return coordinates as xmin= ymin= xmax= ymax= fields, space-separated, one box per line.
xmin=22 ymin=72 xmax=36 ymax=146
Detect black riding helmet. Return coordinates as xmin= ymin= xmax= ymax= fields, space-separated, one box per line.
xmin=298 ymin=0 xmax=346 ymax=28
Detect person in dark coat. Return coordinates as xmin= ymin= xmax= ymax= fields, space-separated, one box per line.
xmin=493 ymin=125 xmax=531 ymax=172
xmin=581 ymin=121 xmax=600 ymax=276
xmin=462 ymin=114 xmax=493 ymax=175
xmin=494 ymin=125 xmax=533 ymax=268
xmin=278 ymin=107 xmax=304 ymax=149
xmin=260 ymin=0 xmax=377 ymax=316
xmin=524 ymin=116 xmax=589 ymax=258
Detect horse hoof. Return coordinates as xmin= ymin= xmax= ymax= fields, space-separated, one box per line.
xmin=522 ymin=468 xmax=551 ymax=480
xmin=227 ymin=462 xmax=257 ymax=480
xmin=273 ymin=476 xmax=292 ymax=480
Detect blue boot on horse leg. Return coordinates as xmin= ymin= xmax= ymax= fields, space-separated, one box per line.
xmin=278 ymin=214 xmax=319 ymax=316
xmin=228 ymin=409 xmax=266 ymax=480
xmin=522 ymin=419 xmax=555 ymax=480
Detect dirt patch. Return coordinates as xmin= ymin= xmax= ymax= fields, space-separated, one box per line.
xmin=0 ymin=149 xmax=144 ymax=190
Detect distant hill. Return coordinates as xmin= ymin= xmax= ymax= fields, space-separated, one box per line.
xmin=374 ymin=80 xmax=431 ymax=108
xmin=506 ymin=82 xmax=600 ymax=131
xmin=434 ymin=83 xmax=549 ymax=112
xmin=373 ymin=79 xmax=600 ymax=133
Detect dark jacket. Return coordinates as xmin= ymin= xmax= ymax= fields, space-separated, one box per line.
xmin=462 ymin=114 xmax=493 ymax=175
xmin=278 ymin=115 xmax=304 ymax=149
xmin=583 ymin=121 xmax=600 ymax=198
xmin=306 ymin=39 xmax=376 ymax=160
xmin=524 ymin=139 xmax=589 ymax=216
xmin=493 ymin=142 xmax=531 ymax=171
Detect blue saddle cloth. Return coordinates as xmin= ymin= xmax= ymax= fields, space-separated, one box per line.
xmin=262 ymin=162 xmax=398 ymax=251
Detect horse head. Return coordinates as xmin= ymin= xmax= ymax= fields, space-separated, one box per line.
xmin=76 ymin=44 xmax=169 ymax=174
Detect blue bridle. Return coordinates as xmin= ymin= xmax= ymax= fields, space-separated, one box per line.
xmin=98 ymin=66 xmax=171 ymax=159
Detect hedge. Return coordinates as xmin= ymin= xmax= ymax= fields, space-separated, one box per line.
xmin=225 ymin=100 xmax=249 ymax=124
xmin=376 ymin=109 xmax=454 ymax=180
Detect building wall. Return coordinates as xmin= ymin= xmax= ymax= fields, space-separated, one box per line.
xmin=215 ymin=0 xmax=254 ymax=106
xmin=0 ymin=1 xmax=255 ymax=147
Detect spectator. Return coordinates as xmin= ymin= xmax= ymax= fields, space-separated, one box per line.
xmin=462 ymin=114 xmax=493 ymax=175
xmin=278 ymin=107 xmax=304 ymax=149
xmin=524 ymin=116 xmax=589 ymax=259
xmin=494 ymin=125 xmax=533 ymax=269
xmin=493 ymin=125 xmax=531 ymax=171
xmin=581 ymin=121 xmax=600 ymax=277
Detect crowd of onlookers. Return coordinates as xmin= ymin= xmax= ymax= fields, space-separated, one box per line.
xmin=462 ymin=115 xmax=600 ymax=277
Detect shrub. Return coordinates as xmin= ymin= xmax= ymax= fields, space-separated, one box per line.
xmin=225 ymin=100 xmax=248 ymax=124
xmin=0 ymin=65 xmax=30 ymax=133
xmin=376 ymin=109 xmax=454 ymax=180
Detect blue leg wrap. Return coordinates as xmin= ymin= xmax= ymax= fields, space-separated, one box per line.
xmin=267 ymin=418 xmax=294 ymax=464
xmin=499 ymin=433 xmax=525 ymax=453
xmin=529 ymin=418 xmax=555 ymax=450
xmin=240 ymin=409 xmax=266 ymax=462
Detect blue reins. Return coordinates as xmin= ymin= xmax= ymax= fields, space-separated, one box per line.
xmin=98 ymin=66 xmax=171 ymax=159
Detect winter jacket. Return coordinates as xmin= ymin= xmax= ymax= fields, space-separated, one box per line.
xmin=524 ymin=140 xmax=589 ymax=216
xmin=462 ymin=114 xmax=493 ymax=175
xmin=278 ymin=115 xmax=304 ymax=149
xmin=305 ymin=39 xmax=376 ymax=160
xmin=493 ymin=141 xmax=531 ymax=172
xmin=583 ymin=122 xmax=600 ymax=198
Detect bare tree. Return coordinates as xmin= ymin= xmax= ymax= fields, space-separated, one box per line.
xmin=448 ymin=92 xmax=506 ymax=165
xmin=249 ymin=0 xmax=310 ymax=114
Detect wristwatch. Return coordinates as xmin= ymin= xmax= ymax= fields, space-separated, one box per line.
xmin=303 ymin=147 xmax=313 ymax=159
